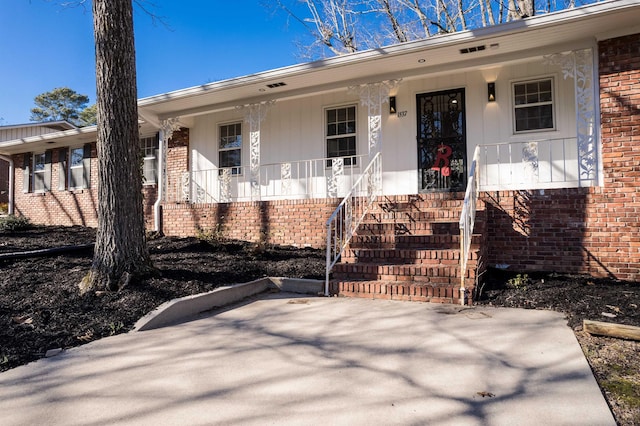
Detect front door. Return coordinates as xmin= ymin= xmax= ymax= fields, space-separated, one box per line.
xmin=417 ymin=88 xmax=467 ymax=192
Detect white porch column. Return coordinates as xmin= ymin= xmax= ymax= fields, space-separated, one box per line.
xmin=349 ymin=80 xmax=401 ymax=159
xmin=153 ymin=117 xmax=181 ymax=232
xmin=238 ymin=101 xmax=275 ymax=200
xmin=545 ymin=48 xmax=598 ymax=185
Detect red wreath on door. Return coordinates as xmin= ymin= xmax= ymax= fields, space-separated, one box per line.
xmin=431 ymin=144 xmax=452 ymax=177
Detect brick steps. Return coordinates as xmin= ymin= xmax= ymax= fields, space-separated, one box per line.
xmin=333 ymin=262 xmax=477 ymax=282
xmin=329 ymin=193 xmax=485 ymax=304
xmin=355 ymin=221 xmax=460 ymax=236
xmin=348 ymin=233 xmax=482 ymax=250
xmin=329 ymin=281 xmax=467 ymax=304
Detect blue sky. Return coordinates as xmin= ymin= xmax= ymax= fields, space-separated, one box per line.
xmin=0 ymin=1 xmax=302 ymax=125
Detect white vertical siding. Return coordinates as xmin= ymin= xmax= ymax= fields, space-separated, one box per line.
xmin=0 ymin=125 xmax=69 ymax=142
xmin=187 ymin=56 xmax=581 ymax=198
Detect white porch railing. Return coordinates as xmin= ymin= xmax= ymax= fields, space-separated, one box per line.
xmin=477 ymin=137 xmax=582 ymax=191
xmin=324 ymin=152 xmax=382 ymax=296
xmin=458 ymin=146 xmax=480 ymax=306
xmin=166 ymin=155 xmax=367 ymax=203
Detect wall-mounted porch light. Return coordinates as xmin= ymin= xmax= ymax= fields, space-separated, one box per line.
xmin=389 ymin=96 xmax=397 ymax=114
xmin=487 ymin=82 xmax=496 ymax=102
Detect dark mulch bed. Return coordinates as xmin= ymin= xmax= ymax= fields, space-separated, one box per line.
xmin=476 ymin=269 xmax=640 ymax=330
xmin=0 ymin=226 xmax=324 ymax=372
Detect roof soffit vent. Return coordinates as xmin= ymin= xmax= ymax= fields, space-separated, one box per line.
xmin=266 ymin=82 xmax=287 ymax=89
xmin=459 ymin=45 xmax=486 ymax=54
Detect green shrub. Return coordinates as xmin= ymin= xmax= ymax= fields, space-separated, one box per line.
xmin=0 ymin=215 xmax=32 ymax=232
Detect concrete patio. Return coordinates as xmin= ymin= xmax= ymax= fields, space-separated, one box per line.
xmin=0 ymin=293 xmax=615 ymax=425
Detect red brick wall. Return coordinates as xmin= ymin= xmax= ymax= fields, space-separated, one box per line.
xmin=162 ymin=198 xmax=341 ymax=248
xmin=13 ymin=143 xmax=160 ymax=229
xmin=13 ymin=146 xmax=100 ymax=227
xmin=483 ymin=33 xmax=640 ymax=281
xmin=483 ymin=187 xmax=639 ymax=280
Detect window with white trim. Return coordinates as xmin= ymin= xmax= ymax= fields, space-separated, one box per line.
xmin=69 ymin=147 xmax=85 ymax=189
xmin=33 ymin=152 xmax=50 ymax=192
xmin=326 ymin=105 xmax=357 ymax=166
xmin=219 ymin=122 xmax=242 ymax=175
xmin=140 ymin=135 xmax=158 ymax=184
xmin=513 ymin=78 xmax=555 ymax=132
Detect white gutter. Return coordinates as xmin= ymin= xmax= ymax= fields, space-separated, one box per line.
xmin=0 ymin=154 xmax=14 ymax=215
xmin=153 ymin=130 xmax=164 ymax=233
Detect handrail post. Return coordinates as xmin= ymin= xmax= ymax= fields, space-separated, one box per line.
xmin=460 ymin=226 xmax=465 ymax=306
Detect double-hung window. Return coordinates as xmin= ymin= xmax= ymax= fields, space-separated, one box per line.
xmin=33 ymin=152 xmax=49 ymax=192
xmin=219 ymin=122 xmax=242 ymax=175
xmin=69 ymin=147 xmax=85 ymax=189
xmin=326 ymin=105 xmax=357 ymax=166
xmin=140 ymin=135 xmax=158 ymax=184
xmin=513 ymin=78 xmax=555 ymax=132
xmin=60 ymin=144 xmax=91 ymax=190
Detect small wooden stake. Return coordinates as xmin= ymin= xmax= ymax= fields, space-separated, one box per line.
xmin=583 ymin=319 xmax=640 ymax=341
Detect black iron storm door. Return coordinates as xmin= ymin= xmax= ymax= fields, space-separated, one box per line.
xmin=417 ymin=88 xmax=467 ymax=192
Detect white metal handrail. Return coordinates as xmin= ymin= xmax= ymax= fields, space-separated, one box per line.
xmin=324 ymin=152 xmax=382 ymax=296
xmin=458 ymin=146 xmax=481 ymax=306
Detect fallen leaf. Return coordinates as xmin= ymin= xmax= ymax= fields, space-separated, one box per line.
xmin=12 ymin=315 xmax=33 ymax=325
xmin=476 ymin=391 xmax=495 ymax=398
xmin=287 ymin=299 xmax=310 ymax=304
xmin=76 ymin=330 xmax=94 ymax=342
xmin=601 ymin=312 xmax=617 ymax=318
xmin=606 ymin=305 xmax=621 ymax=313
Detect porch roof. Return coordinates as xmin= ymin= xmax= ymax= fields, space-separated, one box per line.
xmin=137 ymin=0 xmax=640 ymax=122
xmin=1 ymin=0 xmax=639 ymax=156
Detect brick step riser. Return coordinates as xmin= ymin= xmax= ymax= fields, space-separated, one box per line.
xmin=374 ymin=200 xmax=467 ymax=212
xmin=332 ymin=265 xmax=477 ymax=280
xmin=329 ymin=281 xmax=473 ymax=304
xmin=355 ymin=223 xmax=461 ymax=236
xmin=341 ymin=251 xmax=480 ymax=265
xmin=364 ymin=210 xmax=468 ymax=222
xmin=348 ymin=236 xmax=482 ymax=250
xmin=372 ymin=199 xmax=485 ymax=212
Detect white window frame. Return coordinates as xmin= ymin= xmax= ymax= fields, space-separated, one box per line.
xmin=140 ymin=135 xmax=158 ymax=185
xmin=32 ymin=152 xmax=48 ymax=193
xmin=68 ymin=146 xmax=85 ymax=190
xmin=325 ymin=104 xmax=357 ymax=167
xmin=512 ymin=77 xmax=556 ymax=134
xmin=218 ymin=122 xmax=242 ymax=175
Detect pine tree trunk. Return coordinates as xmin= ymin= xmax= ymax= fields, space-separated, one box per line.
xmin=80 ymin=0 xmax=154 ymax=293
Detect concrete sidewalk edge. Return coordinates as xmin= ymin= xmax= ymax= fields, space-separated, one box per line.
xmin=133 ymin=277 xmax=323 ymax=331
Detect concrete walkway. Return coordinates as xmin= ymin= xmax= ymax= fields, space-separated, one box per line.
xmin=0 ymin=294 xmax=615 ymax=425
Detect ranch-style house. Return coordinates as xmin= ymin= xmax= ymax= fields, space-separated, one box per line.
xmin=1 ymin=0 xmax=639 ymax=303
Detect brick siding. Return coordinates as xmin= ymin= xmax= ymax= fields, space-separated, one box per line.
xmin=482 ymin=33 xmax=640 ymax=281
xmin=162 ymin=198 xmax=340 ymax=248
xmin=13 ymin=146 xmax=100 ymax=227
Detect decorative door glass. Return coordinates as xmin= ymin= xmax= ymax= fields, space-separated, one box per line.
xmin=417 ymin=89 xmax=467 ymax=192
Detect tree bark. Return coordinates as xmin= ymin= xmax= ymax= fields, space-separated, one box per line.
xmin=80 ymin=0 xmax=154 ymax=293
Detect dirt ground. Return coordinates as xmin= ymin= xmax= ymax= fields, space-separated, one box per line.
xmin=1 ymin=226 xmax=639 ymax=425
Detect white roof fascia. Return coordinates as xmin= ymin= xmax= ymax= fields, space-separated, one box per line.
xmin=0 ymin=126 xmax=97 ymax=155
